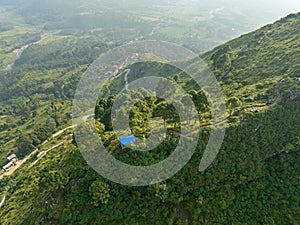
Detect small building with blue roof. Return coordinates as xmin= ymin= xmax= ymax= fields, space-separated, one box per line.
xmin=120 ymin=135 xmax=136 ymax=148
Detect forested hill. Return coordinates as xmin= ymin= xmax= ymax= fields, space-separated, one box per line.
xmin=202 ymin=13 xmax=299 ymax=94
xmin=0 ymin=13 xmax=299 ymax=225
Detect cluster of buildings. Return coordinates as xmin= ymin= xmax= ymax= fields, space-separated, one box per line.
xmin=2 ymin=153 xmax=18 ymax=173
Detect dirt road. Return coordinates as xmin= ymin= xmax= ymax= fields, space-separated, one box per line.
xmin=0 ymin=125 xmax=74 ymax=179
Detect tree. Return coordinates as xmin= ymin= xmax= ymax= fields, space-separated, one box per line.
xmin=89 ymin=180 xmax=110 ymax=206
xmin=16 ymin=133 xmax=34 ymax=158
xmin=154 ymin=101 xmax=174 ymax=129
xmin=95 ymin=121 xmax=105 ymax=134
xmin=34 ymin=120 xmax=56 ymax=142
xmin=227 ymin=96 xmax=242 ymax=116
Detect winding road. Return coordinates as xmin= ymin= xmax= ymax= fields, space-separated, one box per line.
xmin=29 ymin=141 xmax=66 ymax=168
xmin=112 ymin=68 xmax=131 ymax=90
xmin=124 ymin=69 xmax=130 ymax=89
xmin=51 ymin=125 xmax=75 ymax=138
xmin=4 ymin=33 xmax=51 ymax=71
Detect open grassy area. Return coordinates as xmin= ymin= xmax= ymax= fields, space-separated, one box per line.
xmin=157 ymin=26 xmax=188 ymax=38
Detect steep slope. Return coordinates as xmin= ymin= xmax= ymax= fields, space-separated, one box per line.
xmin=0 ymin=13 xmax=299 ymax=225
xmin=203 ymin=13 xmax=299 ymax=97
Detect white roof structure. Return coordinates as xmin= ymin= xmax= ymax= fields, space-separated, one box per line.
xmin=37 ymin=151 xmax=46 ymax=158
xmin=7 ymin=153 xmax=17 ymax=161
xmin=3 ymin=161 xmax=14 ymax=170
xmin=0 ymin=195 xmax=6 ymax=208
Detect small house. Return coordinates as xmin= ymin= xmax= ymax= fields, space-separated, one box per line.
xmin=2 ymin=161 xmax=14 ymax=172
xmin=120 ymin=135 xmax=136 ymax=148
xmin=7 ymin=153 xmax=18 ymax=162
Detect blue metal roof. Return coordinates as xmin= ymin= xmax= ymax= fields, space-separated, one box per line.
xmin=120 ymin=135 xmax=135 ymax=147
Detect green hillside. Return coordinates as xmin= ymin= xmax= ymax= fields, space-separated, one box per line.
xmin=0 ymin=13 xmax=299 ymax=225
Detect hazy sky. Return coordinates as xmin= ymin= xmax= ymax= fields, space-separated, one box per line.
xmin=218 ymin=0 xmax=300 ymax=18
xmin=178 ymin=0 xmax=300 ymax=31
xmin=177 ymin=0 xmax=300 ymax=16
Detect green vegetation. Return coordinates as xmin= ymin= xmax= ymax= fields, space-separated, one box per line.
xmin=0 ymin=2 xmax=299 ymax=224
